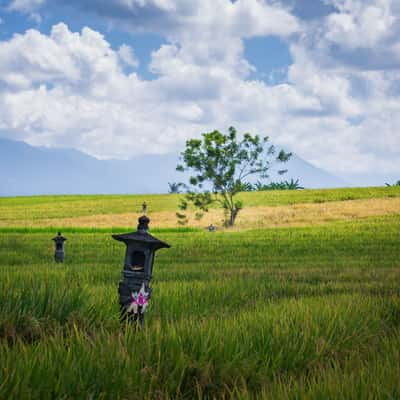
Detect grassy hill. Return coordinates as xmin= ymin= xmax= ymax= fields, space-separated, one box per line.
xmin=1 ymin=186 xmax=400 ymax=228
xmin=0 ymin=187 xmax=399 ymax=399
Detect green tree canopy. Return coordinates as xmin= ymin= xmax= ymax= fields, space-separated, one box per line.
xmin=176 ymin=127 xmax=292 ymax=226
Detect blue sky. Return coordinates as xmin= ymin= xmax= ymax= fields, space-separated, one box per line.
xmin=0 ymin=0 xmax=399 ymax=184
xmin=0 ymin=4 xmax=294 ymax=82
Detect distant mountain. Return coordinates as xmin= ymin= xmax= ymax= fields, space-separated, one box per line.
xmin=0 ymin=137 xmax=349 ymax=196
xmin=271 ymin=154 xmax=350 ymax=189
xmin=338 ymin=171 xmax=399 ymax=188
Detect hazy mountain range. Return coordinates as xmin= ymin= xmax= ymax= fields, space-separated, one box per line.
xmin=0 ymin=137 xmax=350 ymax=196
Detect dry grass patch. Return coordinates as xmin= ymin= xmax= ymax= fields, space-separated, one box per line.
xmin=234 ymin=197 xmax=400 ymax=229
xmin=4 ymin=197 xmax=400 ymax=229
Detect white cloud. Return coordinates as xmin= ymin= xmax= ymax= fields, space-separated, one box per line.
xmin=279 ymin=0 xmax=400 ymax=175
xmin=6 ymin=0 xmax=299 ymax=37
xmin=325 ymin=0 xmax=396 ymax=49
xmin=0 ymin=0 xmax=399 ymax=179
xmin=0 ymin=23 xmax=123 ymax=89
xmin=7 ymin=0 xmax=45 ymax=13
xmin=7 ymin=0 xmax=44 ymax=23
xmin=118 ymin=44 xmax=139 ymax=68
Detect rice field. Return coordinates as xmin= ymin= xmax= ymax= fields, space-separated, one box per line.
xmin=0 ymin=188 xmax=400 ymax=399
xmin=1 ymin=197 xmax=398 ymax=230
xmin=1 ymin=186 xmax=399 ymax=224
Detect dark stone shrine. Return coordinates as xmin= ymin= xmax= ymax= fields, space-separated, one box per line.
xmin=112 ymin=203 xmax=170 ymax=328
xmin=52 ymin=231 xmax=67 ymax=263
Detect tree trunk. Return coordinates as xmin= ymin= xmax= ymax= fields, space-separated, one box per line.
xmin=228 ymin=207 xmax=240 ymax=226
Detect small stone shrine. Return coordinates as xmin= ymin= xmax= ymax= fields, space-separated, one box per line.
xmin=52 ymin=231 xmax=67 ymax=263
xmin=112 ymin=203 xmax=170 ymax=328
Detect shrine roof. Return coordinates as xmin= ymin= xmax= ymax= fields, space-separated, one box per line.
xmin=112 ymin=230 xmax=170 ymax=250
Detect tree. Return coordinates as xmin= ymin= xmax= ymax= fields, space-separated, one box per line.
xmin=176 ymin=127 xmax=292 ymax=227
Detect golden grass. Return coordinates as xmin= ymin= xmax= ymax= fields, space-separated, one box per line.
xmin=4 ymin=197 xmax=400 ymax=229
xmin=234 ymin=197 xmax=400 ymax=229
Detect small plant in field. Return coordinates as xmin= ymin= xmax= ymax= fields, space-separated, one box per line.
xmin=176 ymin=212 xmax=188 ymax=225
xmin=282 ymin=178 xmax=304 ymax=190
xmin=385 ymin=180 xmax=400 ymax=187
xmin=253 ymin=178 xmax=304 ymax=191
xmin=168 ymin=182 xmax=184 ymax=194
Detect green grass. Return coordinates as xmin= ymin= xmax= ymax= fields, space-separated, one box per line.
xmin=0 ymin=226 xmax=201 ymax=234
xmin=1 ymin=186 xmax=399 ymax=222
xmin=1 ymin=211 xmax=400 ymax=398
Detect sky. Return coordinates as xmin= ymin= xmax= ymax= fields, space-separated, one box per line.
xmin=0 ymin=0 xmax=399 ymax=185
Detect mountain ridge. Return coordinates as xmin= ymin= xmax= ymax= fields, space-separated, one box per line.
xmin=0 ymin=137 xmax=349 ymax=196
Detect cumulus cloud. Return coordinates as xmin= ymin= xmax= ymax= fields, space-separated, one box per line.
xmin=325 ymin=0 xmax=396 ymax=48
xmin=118 ymin=44 xmax=139 ymax=68
xmin=6 ymin=0 xmax=299 ymax=37
xmin=0 ymin=0 xmax=399 ymax=180
xmin=281 ymin=0 xmax=400 ymax=174
xmin=305 ymin=0 xmax=400 ymax=70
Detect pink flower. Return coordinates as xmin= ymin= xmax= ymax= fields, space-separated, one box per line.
xmin=128 ymin=284 xmax=150 ymax=314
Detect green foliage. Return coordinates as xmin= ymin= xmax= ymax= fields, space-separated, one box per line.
xmin=176 ymin=126 xmax=291 ymax=226
xmin=386 ymin=180 xmax=400 ymax=187
xmin=249 ymin=178 xmax=305 ymax=191
xmin=168 ymin=182 xmax=184 ymax=194
xmin=175 ymin=212 xmax=189 ymax=226
xmin=194 ymin=211 xmax=204 ymax=221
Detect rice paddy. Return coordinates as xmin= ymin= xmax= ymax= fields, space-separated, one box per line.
xmin=0 ymin=187 xmax=399 ymax=399
xmin=1 ymin=196 xmax=398 ymax=230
